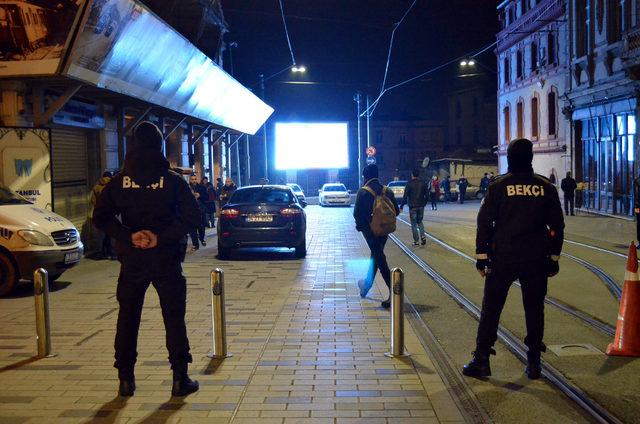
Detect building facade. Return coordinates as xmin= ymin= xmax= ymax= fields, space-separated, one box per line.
xmin=565 ymin=0 xmax=639 ymax=216
xmin=496 ymin=0 xmax=570 ymax=183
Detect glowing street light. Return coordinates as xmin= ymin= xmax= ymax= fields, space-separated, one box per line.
xmin=460 ymin=60 xmax=468 ymax=66
xmin=291 ymin=65 xmax=307 ymax=73
xmin=460 ymin=59 xmax=476 ymax=67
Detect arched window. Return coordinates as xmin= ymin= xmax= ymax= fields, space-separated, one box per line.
xmin=503 ymin=105 xmax=511 ymax=144
xmin=517 ymin=100 xmax=524 ymax=138
xmin=548 ymin=91 xmax=557 ymax=136
xmin=531 ymin=96 xmax=539 ymax=138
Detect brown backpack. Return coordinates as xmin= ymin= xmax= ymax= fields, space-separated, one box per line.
xmin=362 ymin=185 xmax=397 ymax=236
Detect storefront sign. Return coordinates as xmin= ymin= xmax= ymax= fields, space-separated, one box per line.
xmin=0 ymin=128 xmax=52 ymax=210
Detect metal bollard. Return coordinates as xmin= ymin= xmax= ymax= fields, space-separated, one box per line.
xmin=208 ymin=268 xmax=232 ymax=358
xmin=385 ymin=268 xmax=410 ymax=358
xmin=34 ymin=268 xmax=56 ymax=358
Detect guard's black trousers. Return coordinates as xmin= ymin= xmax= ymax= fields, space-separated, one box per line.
xmin=475 ymin=260 xmax=548 ymax=353
xmin=114 ymin=259 xmax=192 ymax=377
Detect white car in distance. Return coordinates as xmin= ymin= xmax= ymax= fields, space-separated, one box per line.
xmin=286 ymin=183 xmax=307 ymax=207
xmin=319 ymin=183 xmax=351 ymax=207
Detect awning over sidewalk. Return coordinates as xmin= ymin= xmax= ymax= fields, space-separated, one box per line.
xmin=0 ymin=0 xmax=272 ymax=135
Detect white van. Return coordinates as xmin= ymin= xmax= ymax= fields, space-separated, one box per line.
xmin=0 ymin=186 xmax=83 ymax=296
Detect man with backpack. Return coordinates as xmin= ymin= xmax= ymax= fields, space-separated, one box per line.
xmin=353 ymin=164 xmax=400 ymax=308
xmin=400 ymin=169 xmax=428 ymax=246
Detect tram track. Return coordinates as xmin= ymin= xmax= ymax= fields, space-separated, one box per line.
xmin=388 ymin=232 xmax=623 ymax=424
xmin=397 ymin=216 xmax=617 ymax=337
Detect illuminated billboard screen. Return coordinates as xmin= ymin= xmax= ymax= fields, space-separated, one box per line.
xmin=63 ymin=0 xmax=272 ymax=135
xmin=0 ymin=0 xmax=84 ymax=76
xmin=275 ymin=123 xmax=349 ymax=170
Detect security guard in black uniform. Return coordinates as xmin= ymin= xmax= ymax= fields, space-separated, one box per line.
xmin=93 ymin=122 xmax=201 ymax=397
xmin=463 ymin=138 xmax=565 ymax=379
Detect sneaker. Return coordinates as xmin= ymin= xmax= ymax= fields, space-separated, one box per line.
xmin=421 ymin=236 xmax=427 ymax=245
xmin=412 ymin=241 xmax=420 ymax=246
xmin=357 ymin=279 xmax=368 ymax=298
xmin=381 ymin=297 xmax=391 ymax=309
xmin=201 ymin=240 xmax=206 ymax=246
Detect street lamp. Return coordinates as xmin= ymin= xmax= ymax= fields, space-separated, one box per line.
xmin=291 ymin=65 xmax=307 ymax=73
xmin=460 ymin=59 xmax=475 ymax=67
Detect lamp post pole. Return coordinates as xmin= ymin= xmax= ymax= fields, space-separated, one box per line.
xmin=354 ymin=93 xmax=362 ymax=187
xmin=366 ymin=95 xmax=371 ymax=148
xmin=260 ymin=73 xmax=268 ymax=181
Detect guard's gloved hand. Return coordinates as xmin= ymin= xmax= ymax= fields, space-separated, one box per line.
xmin=476 ymin=258 xmax=491 ymax=277
xmin=547 ymin=257 xmax=560 ymax=277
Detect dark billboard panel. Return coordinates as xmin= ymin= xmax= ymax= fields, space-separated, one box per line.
xmin=0 ymin=0 xmax=84 ymax=76
xmin=63 ymin=0 xmax=273 ymax=135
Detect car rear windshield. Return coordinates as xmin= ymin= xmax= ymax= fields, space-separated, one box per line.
xmin=388 ymin=181 xmax=407 ymax=187
xmin=324 ymin=185 xmax=347 ymax=192
xmin=229 ymin=187 xmax=294 ymax=204
xmin=0 ymin=187 xmax=31 ymax=205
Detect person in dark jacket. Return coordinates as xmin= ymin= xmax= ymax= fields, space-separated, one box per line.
xmin=442 ymin=176 xmax=451 ymax=202
xmin=188 ymin=174 xmax=208 ymax=250
xmin=479 ymin=173 xmax=490 ymax=195
xmin=93 ymin=121 xmax=201 ymax=397
xmin=353 ymin=164 xmax=400 ymax=308
xmin=219 ymin=177 xmax=237 ymax=206
xmin=463 ymin=138 xmax=565 ymax=380
xmin=202 ymin=177 xmax=216 ymax=228
xmin=401 ymin=169 xmax=428 ymax=246
xmin=560 ymin=172 xmax=577 ymax=216
xmin=457 ymin=176 xmax=469 ymax=203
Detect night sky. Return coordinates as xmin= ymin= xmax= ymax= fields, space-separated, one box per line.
xmin=221 ymin=0 xmax=499 ymax=123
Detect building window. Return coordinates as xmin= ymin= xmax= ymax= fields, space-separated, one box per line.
xmin=531 ymin=42 xmax=538 ymax=72
xmin=516 ymin=50 xmax=523 ymax=79
xmin=531 ymin=97 xmax=539 ymax=138
xmin=576 ymin=0 xmax=588 ymax=57
xmin=607 ymin=0 xmax=622 ymax=42
xmin=503 ymin=105 xmax=511 ymax=144
xmin=503 ymin=57 xmax=510 ymax=86
xmin=548 ymin=91 xmax=557 ymax=136
xmin=399 ymin=135 xmax=408 ymax=146
xmin=516 ymin=101 xmax=524 ymax=138
xmin=547 ymin=32 xmax=556 ymax=65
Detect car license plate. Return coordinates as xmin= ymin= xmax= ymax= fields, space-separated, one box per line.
xmin=64 ymin=251 xmax=81 ymax=264
xmin=247 ymin=214 xmax=273 ymax=223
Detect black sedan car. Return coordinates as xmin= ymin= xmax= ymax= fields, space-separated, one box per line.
xmin=217 ymin=185 xmax=307 ymax=259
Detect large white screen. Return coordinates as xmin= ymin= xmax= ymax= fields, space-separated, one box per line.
xmin=275 ymin=123 xmax=349 ymax=170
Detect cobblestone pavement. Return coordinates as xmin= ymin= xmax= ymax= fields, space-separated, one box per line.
xmin=0 ymin=206 xmax=466 ymax=424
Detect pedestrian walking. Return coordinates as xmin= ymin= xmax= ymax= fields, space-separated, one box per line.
xmin=188 ymin=174 xmax=207 ymax=250
xmin=354 ymin=164 xmax=400 ymax=308
xmin=202 ymin=177 xmax=216 ymax=228
xmin=462 ymin=138 xmax=564 ymax=380
xmin=92 ymin=121 xmax=201 ymax=397
xmin=457 ymin=175 xmax=469 ymax=203
xmin=90 ymin=171 xmax=115 ymax=259
xmin=442 ymin=176 xmax=451 ymax=202
xmin=400 ymin=169 xmax=428 ymax=246
xmin=429 ymin=175 xmax=440 ymax=210
xmin=479 ymin=173 xmax=490 ymax=196
xmin=219 ymin=177 xmax=237 ymax=206
xmin=560 ymin=172 xmax=577 ymax=216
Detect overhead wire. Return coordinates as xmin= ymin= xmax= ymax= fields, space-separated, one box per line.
xmin=363 ymin=40 xmax=498 ymax=117
xmin=277 ymin=0 xmax=296 ymax=65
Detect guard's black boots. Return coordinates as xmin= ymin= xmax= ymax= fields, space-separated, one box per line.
xmin=118 ymin=378 xmax=135 ymax=397
xmin=171 ymin=372 xmax=199 ymax=397
xmin=462 ymin=351 xmax=492 ymax=378
xmin=525 ymin=351 xmax=542 ymax=379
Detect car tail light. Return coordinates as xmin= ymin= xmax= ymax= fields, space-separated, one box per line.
xmin=220 ymin=209 xmax=240 ymax=219
xmin=280 ymin=208 xmax=302 ymax=217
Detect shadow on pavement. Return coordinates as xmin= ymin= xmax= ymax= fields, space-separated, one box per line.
xmin=216 ymin=247 xmax=300 ymax=262
xmin=596 ymin=355 xmax=637 ymax=375
xmin=4 ymin=281 xmax=71 ymax=299
xmin=137 ymin=397 xmax=186 ymax=424
xmin=200 ymin=357 xmax=224 ymax=375
xmin=0 ymin=356 xmax=40 ymax=373
xmin=85 ymin=396 xmax=129 ymax=424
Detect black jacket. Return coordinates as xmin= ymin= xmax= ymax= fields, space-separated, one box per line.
xmin=354 ymin=178 xmax=400 ymax=235
xmin=93 ymin=149 xmax=201 ymax=260
xmin=190 ymin=183 xmax=208 ymax=208
xmin=401 ymin=178 xmax=428 ymax=209
xmin=560 ymin=177 xmax=577 ymax=196
xmin=476 ymin=172 xmax=564 ymax=263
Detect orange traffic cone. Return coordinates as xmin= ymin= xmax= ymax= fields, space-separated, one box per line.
xmin=606 ymin=242 xmax=640 ymax=356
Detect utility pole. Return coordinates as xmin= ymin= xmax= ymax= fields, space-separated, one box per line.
xmin=260 ymin=73 xmax=268 ymax=181
xmin=354 ymin=93 xmax=363 ymax=187
xmin=366 ymin=95 xmax=371 ymax=148
xmin=245 ymin=134 xmax=251 ymax=185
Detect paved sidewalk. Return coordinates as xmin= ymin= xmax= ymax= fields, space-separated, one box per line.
xmin=0 ymin=207 xmax=466 ymax=423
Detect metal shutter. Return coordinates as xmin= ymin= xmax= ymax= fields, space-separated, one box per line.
xmin=50 ymin=127 xmax=89 ymax=230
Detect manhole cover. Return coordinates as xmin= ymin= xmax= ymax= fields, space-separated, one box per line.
xmin=548 ymin=344 xmax=603 ymax=356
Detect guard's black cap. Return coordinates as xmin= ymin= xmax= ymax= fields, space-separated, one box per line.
xmin=507 ymin=138 xmax=533 ymax=173
xmin=362 ymin=164 xmax=378 ymax=180
xmin=134 ymin=121 xmax=163 ymax=151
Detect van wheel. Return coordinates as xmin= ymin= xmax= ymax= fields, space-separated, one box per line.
xmin=0 ymin=252 xmax=18 ymax=296
xmin=295 ymin=238 xmax=307 ymax=258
